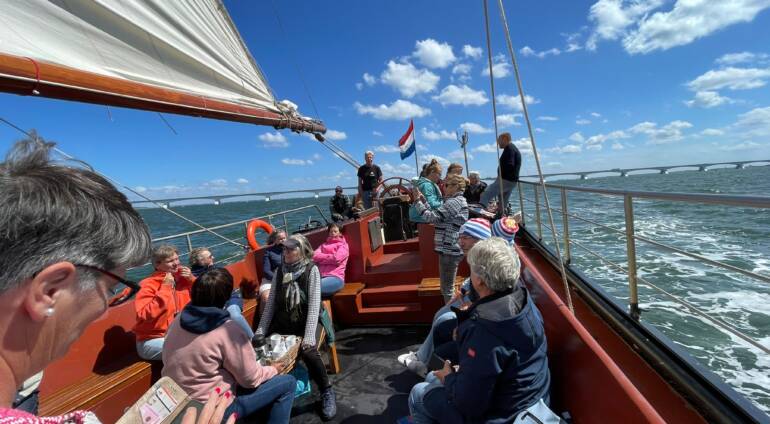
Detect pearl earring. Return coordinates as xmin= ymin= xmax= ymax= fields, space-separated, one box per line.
xmin=45 ymin=307 xmax=54 ymax=317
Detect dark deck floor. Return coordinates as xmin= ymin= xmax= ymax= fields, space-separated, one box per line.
xmin=288 ymin=326 xmax=428 ymax=423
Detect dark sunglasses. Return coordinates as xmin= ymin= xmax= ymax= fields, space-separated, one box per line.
xmin=75 ymin=264 xmax=141 ymax=307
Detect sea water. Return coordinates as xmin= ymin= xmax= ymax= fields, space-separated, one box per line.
xmin=133 ymin=165 xmax=770 ymax=415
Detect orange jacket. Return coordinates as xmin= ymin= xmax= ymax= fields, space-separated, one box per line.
xmin=133 ymin=271 xmax=195 ymax=341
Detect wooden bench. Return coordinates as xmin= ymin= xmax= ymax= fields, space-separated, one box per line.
xmin=416 ymin=275 xmax=466 ymax=296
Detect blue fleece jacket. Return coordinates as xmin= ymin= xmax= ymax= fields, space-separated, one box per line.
xmin=262 ymin=244 xmax=282 ymax=282
xmin=409 ymin=176 xmax=443 ymax=223
xmin=443 ymin=286 xmax=551 ymax=423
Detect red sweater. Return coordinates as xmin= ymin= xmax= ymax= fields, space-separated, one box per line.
xmin=133 ymin=271 xmax=194 ymax=341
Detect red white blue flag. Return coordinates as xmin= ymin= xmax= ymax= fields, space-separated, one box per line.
xmin=398 ymin=120 xmax=416 ymax=160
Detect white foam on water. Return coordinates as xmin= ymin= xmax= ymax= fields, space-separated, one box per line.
xmin=687 ymin=291 xmax=770 ymax=319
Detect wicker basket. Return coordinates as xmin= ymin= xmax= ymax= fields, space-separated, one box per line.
xmin=263 ymin=335 xmax=302 ymax=374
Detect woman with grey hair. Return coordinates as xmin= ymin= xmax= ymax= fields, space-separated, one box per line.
xmin=408 ymin=237 xmax=551 ymax=423
xmin=255 ymin=234 xmax=337 ymax=420
xmin=463 ymin=171 xmax=487 ymax=204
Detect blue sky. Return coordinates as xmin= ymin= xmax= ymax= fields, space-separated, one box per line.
xmin=1 ymin=0 xmax=770 ymax=200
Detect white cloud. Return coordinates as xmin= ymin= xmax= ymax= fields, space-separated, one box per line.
xmin=259 ymin=132 xmax=289 ymax=148
xmin=380 ymin=60 xmax=440 ymax=97
xmin=380 ymin=162 xmax=414 ymax=175
xmin=363 ymin=73 xmax=377 ymax=86
xmin=548 ymin=144 xmax=582 ymax=154
xmin=373 ymin=131 xmax=383 ymax=137
xmin=236 ymin=178 xmax=249 ymax=184
xmin=421 ymin=128 xmax=455 ymax=141
xmin=590 ymin=112 xmax=602 ymax=118
xmin=472 ymin=143 xmax=498 ymax=153
xmin=729 ymin=106 xmax=770 ymax=138
xmin=497 ymin=113 xmax=522 ymax=127
xmin=586 ymin=144 xmax=603 ymax=151
xmin=481 ymin=55 xmax=511 ymax=78
xmin=207 ymin=179 xmax=227 ymax=186
xmin=718 ymin=141 xmax=762 ymax=151
xmin=535 ymin=128 xmax=546 ymax=133
xmin=700 ymin=128 xmax=724 ymax=136
xmin=497 ymin=94 xmax=539 ymax=111
xmin=576 ymin=119 xmax=591 ymax=125
xmin=413 ymin=39 xmax=456 ymax=69
xmin=419 ymin=154 xmax=450 ymax=168
xmin=687 ymin=67 xmax=770 ymax=91
xmin=135 ymin=186 xmax=147 ymax=193
xmin=325 ymin=129 xmax=347 ymax=140
xmin=611 ymin=142 xmax=625 ymax=150
xmin=463 ymin=45 xmax=483 ymax=59
xmin=513 ymin=138 xmax=534 ymax=156
xmin=355 ymin=82 xmax=363 ymax=90
xmin=716 ymin=51 xmax=770 ymax=66
xmin=448 ymin=149 xmax=473 ymax=160
xmin=354 ymin=100 xmax=431 ymax=120
xmin=569 ymin=132 xmax=585 ymax=142
xmin=520 ymin=46 xmax=562 ymax=59
xmin=432 ymin=84 xmax=488 ymax=106
xmin=538 ymin=116 xmax=559 ymax=121
xmin=629 ymin=120 xmax=693 ymax=144
xmin=282 ymin=158 xmax=312 ymax=166
xmin=585 ymin=129 xmax=630 ymax=146
xmin=460 ymin=122 xmax=493 ymax=134
xmin=374 ymin=145 xmax=400 ymax=153
xmin=684 ymin=90 xmax=734 ymax=108
xmin=312 ymin=153 xmax=322 ymax=161
xmin=586 ymin=0 xmax=770 ymax=55
xmin=452 ymin=63 xmax=471 ymax=75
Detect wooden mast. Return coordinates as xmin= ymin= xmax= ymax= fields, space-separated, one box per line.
xmin=0 ymin=52 xmax=326 ymax=134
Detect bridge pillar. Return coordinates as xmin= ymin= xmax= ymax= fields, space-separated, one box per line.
xmin=580 ymin=174 xmax=587 ymax=180
xmin=659 ymin=169 xmax=668 ymax=175
xmin=699 ymin=166 xmax=707 ymax=172
xmin=161 ymin=203 xmax=169 ymax=209
xmin=620 ymin=171 xmax=628 ymax=177
xmin=265 ymin=196 xmax=271 ymax=202
xmin=736 ymin=163 xmax=745 ymax=169
xmin=213 ymin=199 xmax=221 ymax=206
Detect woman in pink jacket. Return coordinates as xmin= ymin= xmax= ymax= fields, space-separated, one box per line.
xmin=313 ymin=223 xmax=349 ymax=297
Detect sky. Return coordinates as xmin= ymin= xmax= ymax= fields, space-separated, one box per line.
xmin=1 ymin=0 xmax=770 ymax=201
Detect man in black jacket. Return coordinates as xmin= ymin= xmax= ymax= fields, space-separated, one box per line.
xmin=329 ymin=186 xmax=352 ymax=222
xmin=480 ymin=133 xmax=521 ymax=211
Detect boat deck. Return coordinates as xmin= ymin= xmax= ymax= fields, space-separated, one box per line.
xmin=288 ymin=326 xmax=427 ymax=423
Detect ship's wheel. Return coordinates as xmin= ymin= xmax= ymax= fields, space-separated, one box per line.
xmin=374 ymin=176 xmax=414 ymax=206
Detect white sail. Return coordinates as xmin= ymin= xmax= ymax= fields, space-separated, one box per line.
xmin=0 ymin=0 xmax=281 ymax=114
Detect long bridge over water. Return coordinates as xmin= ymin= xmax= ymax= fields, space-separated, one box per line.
xmin=130 ymin=159 xmax=769 ymax=207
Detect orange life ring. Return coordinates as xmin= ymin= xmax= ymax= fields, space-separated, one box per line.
xmin=246 ymin=219 xmax=274 ymax=250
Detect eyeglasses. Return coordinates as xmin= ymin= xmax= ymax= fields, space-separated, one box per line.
xmin=75 ymin=264 xmax=141 ymax=307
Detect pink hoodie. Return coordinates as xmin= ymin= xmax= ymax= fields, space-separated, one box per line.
xmin=312 ymin=236 xmax=349 ymax=282
xmin=161 ymin=318 xmax=277 ymax=402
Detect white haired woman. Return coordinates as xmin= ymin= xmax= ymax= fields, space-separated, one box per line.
xmin=408 ymin=237 xmax=551 ymax=423
xmin=255 ymin=234 xmax=337 ymax=421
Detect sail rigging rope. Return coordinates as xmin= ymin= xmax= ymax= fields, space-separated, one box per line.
xmin=0 ymin=116 xmax=247 ymax=250
xmin=483 ymin=0 xmax=575 ymax=314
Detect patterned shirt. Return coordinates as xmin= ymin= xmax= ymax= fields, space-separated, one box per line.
xmin=415 ymin=192 xmax=469 ymax=256
xmin=255 ymin=265 xmax=321 ymax=347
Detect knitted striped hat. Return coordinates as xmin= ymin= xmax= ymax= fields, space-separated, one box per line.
xmin=492 ymin=216 xmax=519 ymax=245
xmin=459 ymin=218 xmax=492 ymax=240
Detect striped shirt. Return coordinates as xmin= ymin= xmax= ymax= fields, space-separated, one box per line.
xmin=416 ymin=192 xmax=469 ymax=256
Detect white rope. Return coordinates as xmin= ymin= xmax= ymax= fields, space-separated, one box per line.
xmin=0 ymin=117 xmax=247 ymax=249
xmin=493 ymin=0 xmax=575 ymax=313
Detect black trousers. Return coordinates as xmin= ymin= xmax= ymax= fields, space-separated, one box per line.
xmin=299 ymin=322 xmax=330 ymax=390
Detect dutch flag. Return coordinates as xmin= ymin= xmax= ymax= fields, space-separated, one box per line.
xmin=398 ymin=119 xmax=416 ymax=160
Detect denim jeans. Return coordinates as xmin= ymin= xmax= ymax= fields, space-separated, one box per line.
xmin=480 ymin=177 xmax=517 ymax=209
xmin=408 ymin=372 xmax=463 ymax=424
xmin=321 ymin=276 xmax=345 ymax=297
xmin=415 ymin=303 xmax=458 ymax=363
xmin=224 ymin=374 xmax=296 ymax=423
xmin=226 ymin=304 xmax=254 ymax=339
xmin=362 ymin=190 xmax=374 ymax=209
xmin=438 ymin=254 xmax=463 ymax=303
xmin=136 ymin=337 xmax=164 ymax=360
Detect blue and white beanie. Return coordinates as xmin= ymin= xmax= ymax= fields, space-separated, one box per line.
xmin=492 ymin=216 xmax=519 ymax=245
xmin=459 ymin=218 xmax=492 ymax=240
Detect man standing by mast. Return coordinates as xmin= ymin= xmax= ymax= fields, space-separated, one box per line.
xmin=357 ymin=150 xmax=382 ymax=209
xmin=480 ymin=132 xmax=521 ymax=213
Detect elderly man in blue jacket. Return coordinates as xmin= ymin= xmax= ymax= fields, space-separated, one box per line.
xmin=408 ymin=237 xmax=551 ymax=423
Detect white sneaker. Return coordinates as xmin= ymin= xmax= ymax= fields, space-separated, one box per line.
xmin=397 ymin=351 xmax=427 ymax=378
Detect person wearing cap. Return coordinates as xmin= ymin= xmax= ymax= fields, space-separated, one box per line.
xmin=397 ymin=217 xmax=491 ymax=377
xmin=329 ymin=186 xmax=352 ymax=222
